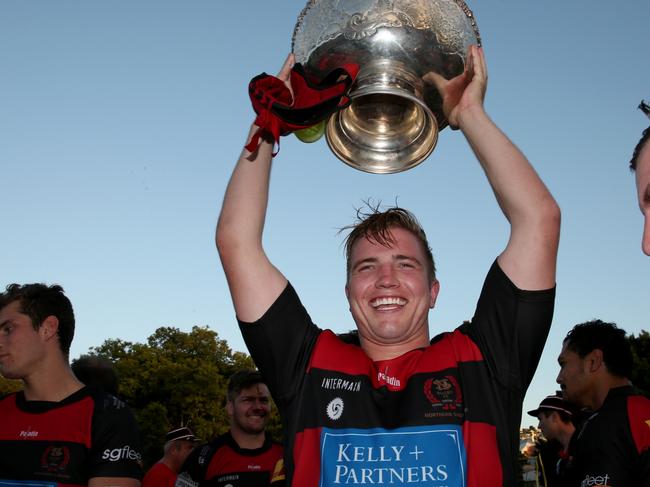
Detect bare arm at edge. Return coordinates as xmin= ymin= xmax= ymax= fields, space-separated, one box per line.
xmin=215 ymin=57 xmax=293 ymax=322
xmin=88 ymin=477 xmax=140 ymax=487
xmin=430 ymin=46 xmax=560 ymax=290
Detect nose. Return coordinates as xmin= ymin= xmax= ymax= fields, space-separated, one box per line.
xmin=375 ymin=263 xmax=399 ymax=288
xmin=252 ymin=398 xmax=268 ymax=410
xmin=642 ymin=213 xmax=650 ymax=256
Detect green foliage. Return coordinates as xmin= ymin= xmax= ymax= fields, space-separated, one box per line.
xmin=0 ymin=376 xmax=23 ymax=396
xmin=88 ymin=325 xmax=280 ymax=469
xmin=628 ymin=330 xmax=650 ymax=396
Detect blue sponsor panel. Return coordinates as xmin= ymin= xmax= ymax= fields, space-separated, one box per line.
xmin=319 ymin=425 xmax=466 ymax=486
xmin=0 ymin=481 xmax=56 ymax=487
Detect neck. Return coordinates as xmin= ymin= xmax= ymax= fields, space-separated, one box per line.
xmin=23 ymin=356 xmax=83 ymax=401
xmin=360 ymin=333 xmax=430 ymax=361
xmin=230 ymin=428 xmax=266 ymax=450
xmin=161 ymin=456 xmax=180 ymax=473
xmin=586 ymin=375 xmax=631 ymax=411
xmin=557 ymin=425 xmax=575 ymax=451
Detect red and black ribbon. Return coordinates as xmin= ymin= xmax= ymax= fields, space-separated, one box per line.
xmin=245 ymin=62 xmax=359 ymax=156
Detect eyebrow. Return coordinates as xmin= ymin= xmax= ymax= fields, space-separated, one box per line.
xmin=394 ymin=254 xmax=422 ymax=265
xmin=352 ymin=254 xmax=422 ymax=270
xmin=351 ymin=257 xmax=378 ymax=270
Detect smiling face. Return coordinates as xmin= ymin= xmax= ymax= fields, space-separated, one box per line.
xmin=345 ymin=227 xmax=439 ymax=353
xmin=227 ymin=383 xmax=271 ymax=435
xmin=635 ymin=141 xmax=650 ymax=255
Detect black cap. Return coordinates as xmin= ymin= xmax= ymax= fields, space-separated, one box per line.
xmin=527 ymin=394 xmax=575 ymax=417
xmin=165 ymin=426 xmax=200 ymax=443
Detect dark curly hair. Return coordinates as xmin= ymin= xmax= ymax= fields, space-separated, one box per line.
xmin=563 ymin=319 xmax=632 ymax=379
xmin=227 ymin=370 xmax=266 ymax=402
xmin=630 ymin=100 xmax=650 ymax=171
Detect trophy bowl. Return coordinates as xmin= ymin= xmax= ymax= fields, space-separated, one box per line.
xmin=292 ymin=0 xmax=481 ymax=174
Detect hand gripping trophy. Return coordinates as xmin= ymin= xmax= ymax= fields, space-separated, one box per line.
xmin=247 ymin=0 xmax=481 ymax=174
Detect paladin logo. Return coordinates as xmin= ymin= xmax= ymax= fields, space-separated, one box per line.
xmin=19 ymin=427 xmax=39 ymax=439
xmin=327 ymin=397 xmax=344 ymax=421
xmin=377 ymin=367 xmax=401 ymax=388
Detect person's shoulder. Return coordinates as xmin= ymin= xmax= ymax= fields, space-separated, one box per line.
xmin=0 ymin=390 xmax=18 ymax=402
xmin=85 ymin=386 xmax=132 ymax=414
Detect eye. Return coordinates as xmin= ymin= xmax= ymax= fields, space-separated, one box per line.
xmin=398 ymin=262 xmax=415 ymax=269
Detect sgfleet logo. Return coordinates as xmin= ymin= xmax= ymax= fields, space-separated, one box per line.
xmin=319 ymin=425 xmax=466 ymax=486
xmin=580 ymin=474 xmax=611 ymax=486
xmin=101 ymin=445 xmax=142 ymax=463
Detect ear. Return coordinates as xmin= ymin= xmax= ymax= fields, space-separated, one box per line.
xmin=429 ymin=280 xmax=440 ymax=309
xmin=587 ymin=349 xmax=604 ymax=373
xmin=40 ymin=316 xmax=59 ymax=342
xmin=226 ymin=400 xmax=234 ymax=418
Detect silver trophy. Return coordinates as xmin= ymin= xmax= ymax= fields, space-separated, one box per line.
xmin=292 ymin=0 xmax=481 ymax=173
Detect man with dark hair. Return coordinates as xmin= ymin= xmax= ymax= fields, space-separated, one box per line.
xmin=143 ymin=427 xmax=200 ymax=487
xmin=556 ymin=320 xmax=650 ymax=485
xmin=629 ymin=100 xmax=650 ymax=255
xmin=0 ymin=283 xmax=143 ymax=486
xmin=216 ymin=47 xmax=560 ymax=485
xmin=527 ymin=394 xmax=578 ymax=486
xmin=176 ymin=370 xmax=284 ymax=486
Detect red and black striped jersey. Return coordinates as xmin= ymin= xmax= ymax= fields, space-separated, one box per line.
xmin=568 ymin=385 xmax=650 ymax=486
xmin=177 ymin=432 xmax=284 ymax=486
xmin=0 ymin=386 xmax=142 ymax=486
xmin=240 ymin=260 xmax=555 ymax=486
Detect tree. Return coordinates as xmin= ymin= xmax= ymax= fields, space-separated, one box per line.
xmin=628 ymin=330 xmax=650 ymax=397
xmin=89 ymin=326 xmax=280 ymax=468
xmin=0 ymin=377 xmax=22 ymax=396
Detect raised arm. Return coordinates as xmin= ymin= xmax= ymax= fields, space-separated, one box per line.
xmin=430 ymin=46 xmax=560 ymax=290
xmin=215 ymin=57 xmax=293 ymax=322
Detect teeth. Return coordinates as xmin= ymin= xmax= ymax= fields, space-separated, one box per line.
xmin=371 ymin=297 xmax=406 ymax=308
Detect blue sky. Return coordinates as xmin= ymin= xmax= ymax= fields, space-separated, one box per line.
xmin=1 ymin=1 xmax=648 ymax=428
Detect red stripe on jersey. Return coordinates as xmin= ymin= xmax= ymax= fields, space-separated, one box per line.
xmin=308 ymin=330 xmax=484 ymax=391
xmin=0 ymin=394 xmax=94 ymax=448
xmin=463 ymin=420 xmax=502 ymax=486
xmin=292 ymin=428 xmax=322 ymax=486
xmin=627 ymin=394 xmax=650 ymax=455
xmin=206 ymin=441 xmax=284 ymax=480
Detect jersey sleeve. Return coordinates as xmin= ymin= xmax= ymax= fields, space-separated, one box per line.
xmin=463 ymin=260 xmax=556 ymax=392
xmin=87 ymin=392 xmax=143 ymax=479
xmin=239 ymin=282 xmax=321 ymax=407
xmin=628 ymin=395 xmax=650 ymax=483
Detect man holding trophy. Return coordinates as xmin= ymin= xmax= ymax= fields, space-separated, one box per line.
xmin=216 ymin=3 xmax=560 ymax=485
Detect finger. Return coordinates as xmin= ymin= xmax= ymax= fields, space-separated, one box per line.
xmin=423 ymin=71 xmax=447 ymax=93
xmin=465 ymin=45 xmax=475 ymax=78
xmin=470 ymin=45 xmax=487 ymax=82
xmin=277 ymin=53 xmax=295 ymax=80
